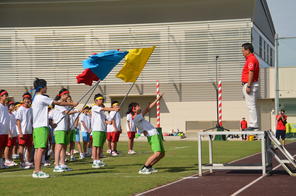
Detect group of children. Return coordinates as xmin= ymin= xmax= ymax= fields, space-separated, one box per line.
xmin=0 ymin=78 xmax=165 ymax=178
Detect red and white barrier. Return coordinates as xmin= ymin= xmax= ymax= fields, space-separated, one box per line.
xmin=156 ymin=80 xmax=161 ymax=128
xmin=218 ymin=80 xmax=222 ymax=126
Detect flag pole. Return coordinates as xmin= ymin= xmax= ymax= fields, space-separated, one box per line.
xmin=55 ymin=80 xmax=100 ymax=126
xmin=119 ymin=81 xmax=137 ymax=107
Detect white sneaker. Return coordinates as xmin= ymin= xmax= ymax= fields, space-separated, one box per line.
xmin=43 ymin=162 xmax=51 ymax=167
xmin=60 ymin=164 xmax=73 ymax=171
xmin=106 ymin=149 xmax=112 ymax=154
xmin=98 ymin=160 xmax=106 ymax=167
xmin=32 ymin=171 xmax=50 ymax=178
xmin=150 ymin=168 xmax=158 ymax=173
xmin=70 ymin=156 xmax=76 ymax=161
xmin=4 ymin=160 xmax=15 ymax=167
xmin=128 ymin=150 xmax=136 ymax=155
xmin=53 ymin=166 xmax=64 ymax=173
xmin=111 ymin=151 xmax=119 ymax=157
xmin=20 ymin=162 xmax=31 ymax=169
xmin=92 ymin=163 xmax=100 ymax=168
xmin=138 ymin=167 xmax=152 ymax=175
xmin=79 ymin=153 xmax=85 ymax=160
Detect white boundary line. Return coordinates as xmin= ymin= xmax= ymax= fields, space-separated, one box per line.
xmin=230 ymin=154 xmax=296 ymax=196
xmin=135 ymin=148 xmax=265 ymax=196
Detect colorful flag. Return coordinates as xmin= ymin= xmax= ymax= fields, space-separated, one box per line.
xmin=76 ymin=50 xmax=128 ymax=86
xmin=116 ymin=46 xmax=156 ymax=82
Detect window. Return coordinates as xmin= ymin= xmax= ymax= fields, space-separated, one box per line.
xmin=263 ymin=40 xmax=266 ymax=61
xmin=270 ymin=48 xmax=273 ymax=66
xmin=259 ymin=36 xmax=262 ymax=58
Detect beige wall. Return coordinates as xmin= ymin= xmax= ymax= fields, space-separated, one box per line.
xmin=269 ymin=67 xmax=296 ymax=98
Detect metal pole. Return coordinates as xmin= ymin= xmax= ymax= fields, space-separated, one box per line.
xmin=209 ymin=135 xmax=213 ymax=173
xmin=261 ymin=133 xmax=266 ymax=175
xmin=198 ymin=132 xmax=202 ymax=176
xmin=274 ymin=33 xmax=280 ymax=130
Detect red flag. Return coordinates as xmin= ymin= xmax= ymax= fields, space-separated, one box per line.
xmin=76 ymin=68 xmax=99 ymax=86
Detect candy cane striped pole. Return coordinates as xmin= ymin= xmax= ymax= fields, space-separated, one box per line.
xmin=156 ymin=80 xmax=161 ymax=128
xmin=218 ymin=80 xmax=222 ymax=126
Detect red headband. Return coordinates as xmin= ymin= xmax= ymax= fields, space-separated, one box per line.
xmin=0 ymin=91 xmax=8 ymax=96
xmin=23 ymin=94 xmax=31 ymax=99
xmin=59 ymin=91 xmax=70 ymax=96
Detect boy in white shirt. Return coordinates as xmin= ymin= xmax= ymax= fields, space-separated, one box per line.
xmin=16 ymin=93 xmax=34 ymax=169
xmin=131 ymin=94 xmax=165 ymax=175
xmin=80 ymin=106 xmax=91 ymax=159
xmin=91 ymin=94 xmax=119 ymax=168
xmin=31 ymin=78 xmax=78 ymax=178
xmin=106 ymin=101 xmax=122 ymax=157
xmin=0 ymin=89 xmax=10 ymax=169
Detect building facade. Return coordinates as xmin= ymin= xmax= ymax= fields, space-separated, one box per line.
xmin=0 ymin=0 xmax=276 ymax=132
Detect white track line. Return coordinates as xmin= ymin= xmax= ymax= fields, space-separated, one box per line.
xmin=230 ymin=154 xmax=296 ymax=196
xmin=135 ymin=148 xmax=265 ymax=196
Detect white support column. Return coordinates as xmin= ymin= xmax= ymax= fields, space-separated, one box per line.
xmin=198 ymin=132 xmax=202 ymax=176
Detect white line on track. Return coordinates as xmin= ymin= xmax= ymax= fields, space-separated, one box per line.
xmin=135 ymin=148 xmax=265 ymax=196
xmin=230 ymin=153 xmax=296 ymax=196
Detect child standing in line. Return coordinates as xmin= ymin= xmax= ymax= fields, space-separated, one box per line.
xmin=0 ymin=90 xmax=10 ymax=169
xmin=80 ymin=106 xmax=91 ymax=159
xmin=91 ymin=94 xmax=119 ymax=168
xmin=130 ymin=94 xmax=165 ymax=175
xmin=107 ymin=101 xmax=122 ymax=157
xmin=126 ymin=106 xmax=137 ymax=155
xmin=52 ymin=88 xmax=77 ymax=173
xmin=4 ymin=102 xmax=18 ymax=167
xmin=16 ymin=93 xmax=34 ymax=169
xmin=31 ymin=78 xmax=78 ymax=178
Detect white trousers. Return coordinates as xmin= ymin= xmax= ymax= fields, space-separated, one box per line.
xmin=242 ymin=82 xmax=259 ymax=128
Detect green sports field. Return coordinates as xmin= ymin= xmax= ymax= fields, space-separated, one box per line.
xmin=0 ymin=141 xmax=261 ymax=196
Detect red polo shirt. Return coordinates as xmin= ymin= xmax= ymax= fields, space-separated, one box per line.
xmin=241 ymin=53 xmax=259 ymax=83
xmin=276 ymin=115 xmax=287 ymax=131
xmin=240 ymin=120 xmax=248 ymax=129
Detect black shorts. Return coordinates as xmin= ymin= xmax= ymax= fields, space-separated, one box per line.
xmin=276 ymin=130 xmax=286 ymax=140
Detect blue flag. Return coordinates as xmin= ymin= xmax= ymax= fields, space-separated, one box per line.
xmin=82 ymin=50 xmax=128 ymax=80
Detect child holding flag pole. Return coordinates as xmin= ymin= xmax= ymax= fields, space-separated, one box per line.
xmin=31 ymin=78 xmax=78 ymax=178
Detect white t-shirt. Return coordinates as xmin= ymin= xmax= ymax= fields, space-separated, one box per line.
xmin=107 ymin=111 xmax=121 ymax=132
xmin=126 ymin=113 xmax=136 ymax=132
xmin=133 ymin=114 xmax=158 ymax=136
xmin=80 ymin=113 xmax=91 ymax=132
xmin=15 ymin=106 xmax=33 ymax=134
xmin=32 ymin=94 xmax=53 ymax=128
xmin=52 ymin=105 xmax=69 ymax=131
xmin=91 ymin=105 xmax=106 ymax=132
xmin=9 ymin=113 xmax=18 ymax=137
xmin=69 ymin=111 xmax=79 ymax=130
xmin=0 ymin=103 xmax=10 ymax=135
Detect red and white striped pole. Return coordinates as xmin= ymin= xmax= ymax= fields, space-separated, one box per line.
xmin=156 ymin=80 xmax=161 ymax=128
xmin=218 ymin=80 xmax=222 ymax=126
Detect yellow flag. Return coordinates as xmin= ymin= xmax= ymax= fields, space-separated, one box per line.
xmin=116 ymin=46 xmax=156 ymax=82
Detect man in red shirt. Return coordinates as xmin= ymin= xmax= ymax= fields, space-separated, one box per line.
xmin=241 ymin=43 xmax=260 ymax=130
xmin=240 ymin=117 xmax=248 ymax=140
xmin=276 ymin=109 xmax=287 ymax=145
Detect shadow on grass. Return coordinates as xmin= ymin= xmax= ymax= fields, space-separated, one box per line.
xmin=157 ymin=166 xmax=196 ymax=173
xmin=60 ymin=170 xmax=111 ymax=177
xmin=0 ymin=167 xmax=32 ymax=174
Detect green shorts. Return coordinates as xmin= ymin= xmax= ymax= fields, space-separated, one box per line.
xmin=33 ymin=127 xmax=49 ymax=149
xmin=92 ymin=131 xmax=106 ymax=148
xmin=54 ymin=130 xmax=70 ymax=145
xmin=147 ymin=134 xmax=165 ymax=153
xmin=69 ymin=129 xmax=76 ymax=143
